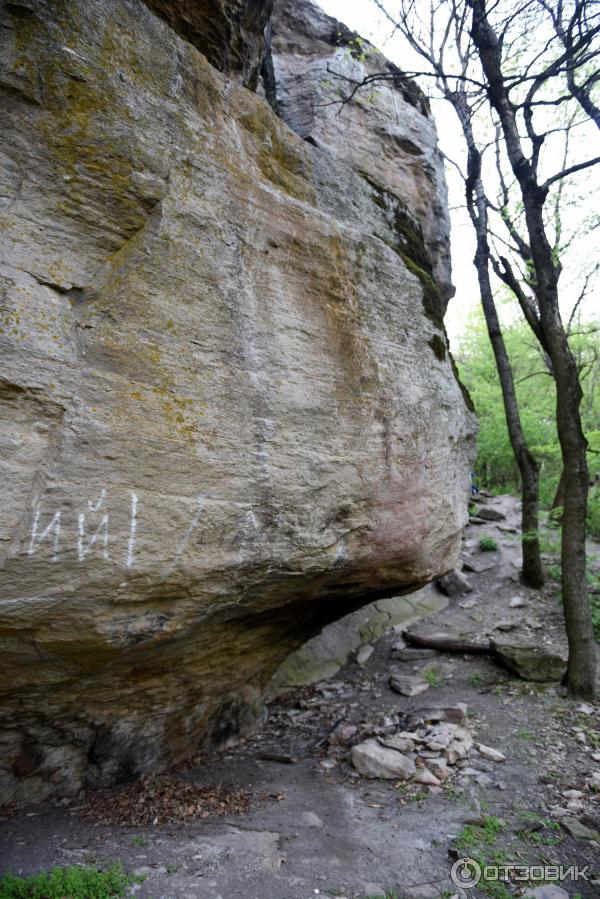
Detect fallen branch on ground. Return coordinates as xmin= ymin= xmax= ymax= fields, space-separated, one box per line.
xmin=402 ymin=631 xmax=491 ymax=655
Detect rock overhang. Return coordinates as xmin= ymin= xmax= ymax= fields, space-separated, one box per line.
xmin=0 ymin=0 xmax=476 ymax=805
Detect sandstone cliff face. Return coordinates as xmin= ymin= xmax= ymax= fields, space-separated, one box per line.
xmin=267 ymin=0 xmax=454 ymax=303
xmin=0 ymin=0 xmax=475 ymax=805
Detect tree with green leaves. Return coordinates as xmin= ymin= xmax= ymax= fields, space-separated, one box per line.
xmin=468 ymin=0 xmax=598 ymax=697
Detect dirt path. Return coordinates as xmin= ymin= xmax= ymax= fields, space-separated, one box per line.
xmin=2 ymin=495 xmax=599 ymax=899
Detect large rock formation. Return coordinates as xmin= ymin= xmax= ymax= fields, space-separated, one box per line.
xmin=267 ymin=0 xmax=453 ymax=302
xmin=0 ymin=0 xmax=475 ymax=805
xmin=143 ymin=0 xmax=273 ymax=87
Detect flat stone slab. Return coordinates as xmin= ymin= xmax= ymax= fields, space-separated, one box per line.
xmin=462 ymin=553 xmax=498 ymax=573
xmin=476 ymin=507 xmax=506 ymax=521
xmin=389 ymin=674 xmax=431 ymax=697
xmin=391 ymin=646 xmax=439 ymax=661
xmin=560 ymin=818 xmax=600 ymax=842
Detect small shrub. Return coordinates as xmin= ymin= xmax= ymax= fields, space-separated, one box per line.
xmin=479 ymin=535 xmax=498 ymax=552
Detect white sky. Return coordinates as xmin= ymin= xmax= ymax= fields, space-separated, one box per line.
xmin=313 ymin=0 xmax=599 ymax=348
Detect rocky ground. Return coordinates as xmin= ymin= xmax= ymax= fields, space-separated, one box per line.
xmin=1 ymin=494 xmax=600 ymax=899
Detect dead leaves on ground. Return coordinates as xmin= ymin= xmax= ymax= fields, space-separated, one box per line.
xmin=77 ymin=775 xmax=251 ymax=826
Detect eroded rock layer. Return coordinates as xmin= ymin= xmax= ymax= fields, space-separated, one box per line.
xmin=0 ymin=0 xmax=475 ymax=805
xmin=143 ymin=0 xmax=273 ymax=87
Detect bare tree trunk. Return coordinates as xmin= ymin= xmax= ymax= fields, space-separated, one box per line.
xmin=454 ymin=93 xmax=544 ymax=588
xmin=551 ymin=470 xmax=565 ymax=516
xmin=474 ymin=242 xmax=545 ymax=587
xmin=552 ymin=471 xmax=565 ymax=510
xmin=469 ymin=0 xmax=596 ymax=698
xmin=543 ymin=306 xmax=595 ymax=696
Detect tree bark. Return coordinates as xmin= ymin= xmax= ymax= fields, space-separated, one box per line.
xmin=551 ymin=470 xmax=565 ymax=514
xmin=469 ymin=0 xmax=596 ymax=698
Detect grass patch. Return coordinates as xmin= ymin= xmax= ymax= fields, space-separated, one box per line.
xmin=455 ymin=815 xmax=505 ymax=850
xmin=0 ymin=864 xmax=132 ymax=898
xmin=453 ymin=818 xmax=514 ymax=899
xmin=479 ymin=536 xmax=498 ymax=552
xmin=515 ymin=811 xmax=562 ymax=846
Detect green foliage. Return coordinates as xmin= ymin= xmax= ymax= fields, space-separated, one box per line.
xmin=478 ymin=876 xmax=513 ymax=899
xmin=455 ymin=815 xmax=505 ymax=849
xmin=479 ymin=535 xmax=498 ymax=552
xmin=516 ymin=811 xmax=562 ymax=845
xmin=547 ymin=563 xmax=562 ymax=581
xmin=334 ymin=31 xmax=379 ymax=64
xmin=453 ymin=818 xmax=515 ymax=899
xmin=0 ymin=864 xmax=130 ymax=898
xmin=456 ymin=311 xmax=600 ymax=535
xmin=589 ymin=484 xmax=600 ymax=539
xmin=538 ymin=531 xmax=560 ymax=553
xmin=423 ymin=667 xmax=440 ymax=687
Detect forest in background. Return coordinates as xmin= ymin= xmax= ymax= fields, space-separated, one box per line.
xmin=457 ymin=305 xmax=600 ymax=634
xmin=457 ymin=307 xmax=600 ymax=530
